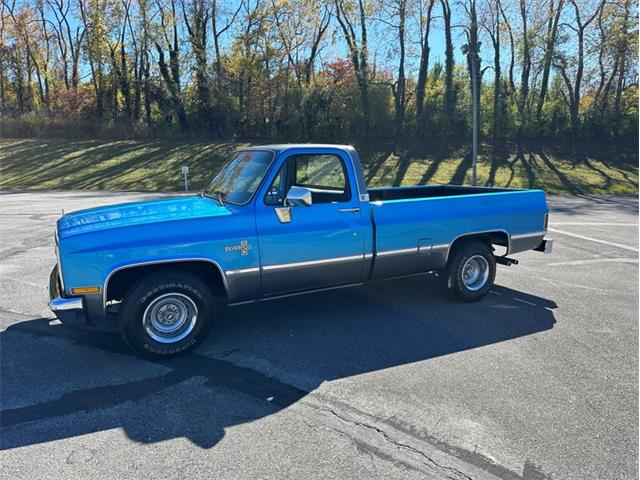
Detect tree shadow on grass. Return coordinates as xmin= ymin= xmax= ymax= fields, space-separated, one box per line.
xmin=449 ymin=150 xmax=472 ymax=185
xmin=362 ymin=148 xmax=394 ymax=186
xmin=485 ymin=143 xmax=508 ymax=187
xmin=2 ymin=141 xmax=150 ymax=187
xmin=535 ymin=147 xmax=583 ymax=195
xmin=0 ymin=140 xmax=236 ymax=192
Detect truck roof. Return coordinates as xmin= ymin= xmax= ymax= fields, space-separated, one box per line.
xmin=241 ymin=143 xmax=355 ymax=153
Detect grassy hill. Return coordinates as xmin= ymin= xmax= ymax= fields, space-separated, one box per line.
xmin=0 ymin=138 xmax=637 ymax=194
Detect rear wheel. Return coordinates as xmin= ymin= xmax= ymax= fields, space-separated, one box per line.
xmin=118 ymin=270 xmax=214 ymax=358
xmin=440 ymin=240 xmax=496 ymax=301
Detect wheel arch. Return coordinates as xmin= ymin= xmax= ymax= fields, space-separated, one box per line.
xmin=445 ymin=230 xmax=510 ymax=264
xmin=104 ymin=259 xmax=228 ymax=307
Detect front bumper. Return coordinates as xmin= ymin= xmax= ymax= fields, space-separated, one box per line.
xmin=49 ymin=265 xmax=86 ymax=323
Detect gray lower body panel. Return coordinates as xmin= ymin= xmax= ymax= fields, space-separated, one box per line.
xmin=509 ymin=232 xmax=547 ymax=255
xmin=261 ymin=256 xmax=364 ymax=297
xmin=371 ymin=245 xmax=447 ymax=280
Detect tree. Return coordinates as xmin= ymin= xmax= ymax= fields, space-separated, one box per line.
xmin=379 ymin=0 xmax=408 ymax=140
xmin=517 ymin=0 xmax=531 ymax=138
xmin=270 ymin=0 xmax=330 ymax=136
xmin=153 ymin=0 xmax=188 ymax=131
xmin=554 ymin=0 xmax=605 ymax=133
xmin=334 ymin=0 xmax=372 ymax=131
xmin=414 ymin=0 xmax=435 ymax=123
xmin=441 ymin=0 xmax=455 ymax=124
xmin=535 ymin=0 xmax=564 ymax=128
xmin=182 ymin=0 xmax=213 ymax=130
xmin=481 ymin=0 xmax=502 ymax=144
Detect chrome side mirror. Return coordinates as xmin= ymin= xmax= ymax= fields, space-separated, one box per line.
xmin=285 ymin=186 xmax=312 ymax=207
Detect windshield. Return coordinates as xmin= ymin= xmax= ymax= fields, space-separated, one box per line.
xmin=203 ymin=150 xmax=274 ymax=205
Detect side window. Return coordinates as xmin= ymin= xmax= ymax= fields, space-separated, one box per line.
xmin=264 ymin=154 xmax=351 ymax=205
xmin=293 ymin=154 xmax=350 ymax=203
xmin=295 ymin=155 xmax=345 ymax=190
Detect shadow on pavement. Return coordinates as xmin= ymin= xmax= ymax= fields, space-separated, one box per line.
xmin=547 ymin=194 xmax=639 ymax=216
xmin=1 ymin=274 xmax=556 ymax=472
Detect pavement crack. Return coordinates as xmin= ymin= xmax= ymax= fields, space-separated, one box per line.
xmin=302 ymin=402 xmax=474 ymax=480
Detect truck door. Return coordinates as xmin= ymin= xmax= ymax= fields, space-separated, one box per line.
xmin=255 ymin=149 xmax=367 ymax=296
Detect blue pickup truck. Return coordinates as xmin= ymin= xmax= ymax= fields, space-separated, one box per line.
xmin=49 ymin=144 xmax=552 ymax=357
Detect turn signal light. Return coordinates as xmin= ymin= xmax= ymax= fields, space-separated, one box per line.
xmin=71 ymin=286 xmax=101 ymax=295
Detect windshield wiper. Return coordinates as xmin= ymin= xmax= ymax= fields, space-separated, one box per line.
xmin=204 ymin=190 xmax=226 ymax=206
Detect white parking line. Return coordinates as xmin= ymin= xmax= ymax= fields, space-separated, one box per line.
xmin=546 ymin=258 xmax=639 ymax=266
xmin=547 ymin=227 xmax=639 ymax=253
xmin=550 ymin=222 xmax=638 ymax=226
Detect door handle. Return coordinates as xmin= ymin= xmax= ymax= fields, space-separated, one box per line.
xmin=338 ymin=207 xmax=360 ymax=213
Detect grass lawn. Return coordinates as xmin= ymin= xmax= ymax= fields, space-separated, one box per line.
xmin=0 ymin=137 xmax=637 ymax=194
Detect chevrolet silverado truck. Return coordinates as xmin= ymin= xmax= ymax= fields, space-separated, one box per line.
xmin=49 ymin=144 xmax=553 ymax=357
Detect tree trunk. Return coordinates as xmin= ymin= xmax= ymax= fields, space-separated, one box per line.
xmin=393 ymin=0 xmax=407 ymax=140
xmin=536 ymin=0 xmax=563 ymax=126
xmin=518 ymin=0 xmax=531 ymax=139
xmin=442 ymin=0 xmax=455 ymax=123
xmin=415 ymin=0 xmax=435 ymax=121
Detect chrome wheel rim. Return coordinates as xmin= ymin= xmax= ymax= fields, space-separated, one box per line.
xmin=143 ymin=293 xmax=198 ymax=343
xmin=461 ymin=255 xmax=490 ymax=291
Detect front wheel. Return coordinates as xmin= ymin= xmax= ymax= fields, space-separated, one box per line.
xmin=440 ymin=240 xmax=496 ymax=302
xmin=118 ymin=270 xmax=214 ymax=358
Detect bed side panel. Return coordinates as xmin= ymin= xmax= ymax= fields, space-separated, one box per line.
xmin=370 ymin=190 xmax=548 ymax=279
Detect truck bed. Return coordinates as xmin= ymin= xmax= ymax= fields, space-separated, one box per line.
xmin=367 ymin=186 xmax=548 ymax=280
xmin=368 ymin=185 xmax=510 ymax=201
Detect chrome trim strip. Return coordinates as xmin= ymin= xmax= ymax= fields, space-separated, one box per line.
xmin=262 ymin=254 xmax=364 ymax=271
xmin=376 ymin=247 xmax=417 ymax=257
xmin=226 ymin=267 xmax=260 ymax=276
xmin=510 ymin=230 xmax=547 ymax=240
xmin=103 ymin=258 xmax=229 ymax=308
xmin=432 ymin=243 xmax=449 ymax=251
xmin=229 ymin=282 xmax=365 ymax=306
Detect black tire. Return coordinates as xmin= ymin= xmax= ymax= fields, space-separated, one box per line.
xmin=440 ymin=240 xmax=496 ymax=302
xmin=118 ymin=270 xmax=214 ymax=358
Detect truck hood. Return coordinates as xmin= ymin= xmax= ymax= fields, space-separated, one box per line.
xmin=57 ymin=195 xmax=231 ymax=238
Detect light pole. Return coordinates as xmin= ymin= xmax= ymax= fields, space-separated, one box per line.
xmin=462 ymin=18 xmax=480 ymax=186
xmin=470 ymin=49 xmax=478 ymax=186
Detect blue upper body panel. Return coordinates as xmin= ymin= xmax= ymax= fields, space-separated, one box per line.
xmin=58 ymin=195 xmax=230 ymax=238
xmin=57 ymin=195 xmax=260 ymax=301
xmin=370 ymin=189 xmax=548 ymax=252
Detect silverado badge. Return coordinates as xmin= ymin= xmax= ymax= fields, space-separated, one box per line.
xmin=224 ymin=240 xmax=251 ymax=256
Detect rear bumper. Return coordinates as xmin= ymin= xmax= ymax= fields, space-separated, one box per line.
xmin=49 ymin=266 xmax=86 ymax=323
xmin=534 ymin=238 xmax=554 ymax=254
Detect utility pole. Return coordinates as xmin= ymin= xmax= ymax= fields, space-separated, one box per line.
xmin=462 ymin=7 xmax=480 ymax=186
xmin=470 ymin=50 xmax=478 ymax=186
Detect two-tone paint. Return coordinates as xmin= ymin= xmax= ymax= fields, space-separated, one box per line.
xmin=50 ymin=144 xmax=551 ymax=322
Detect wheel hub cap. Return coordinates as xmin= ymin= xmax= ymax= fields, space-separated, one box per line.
xmin=143 ymin=293 xmax=198 ymax=343
xmin=461 ymin=255 xmax=490 ymax=291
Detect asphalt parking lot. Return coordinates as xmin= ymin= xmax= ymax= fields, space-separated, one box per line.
xmin=0 ymin=190 xmax=638 ymax=480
